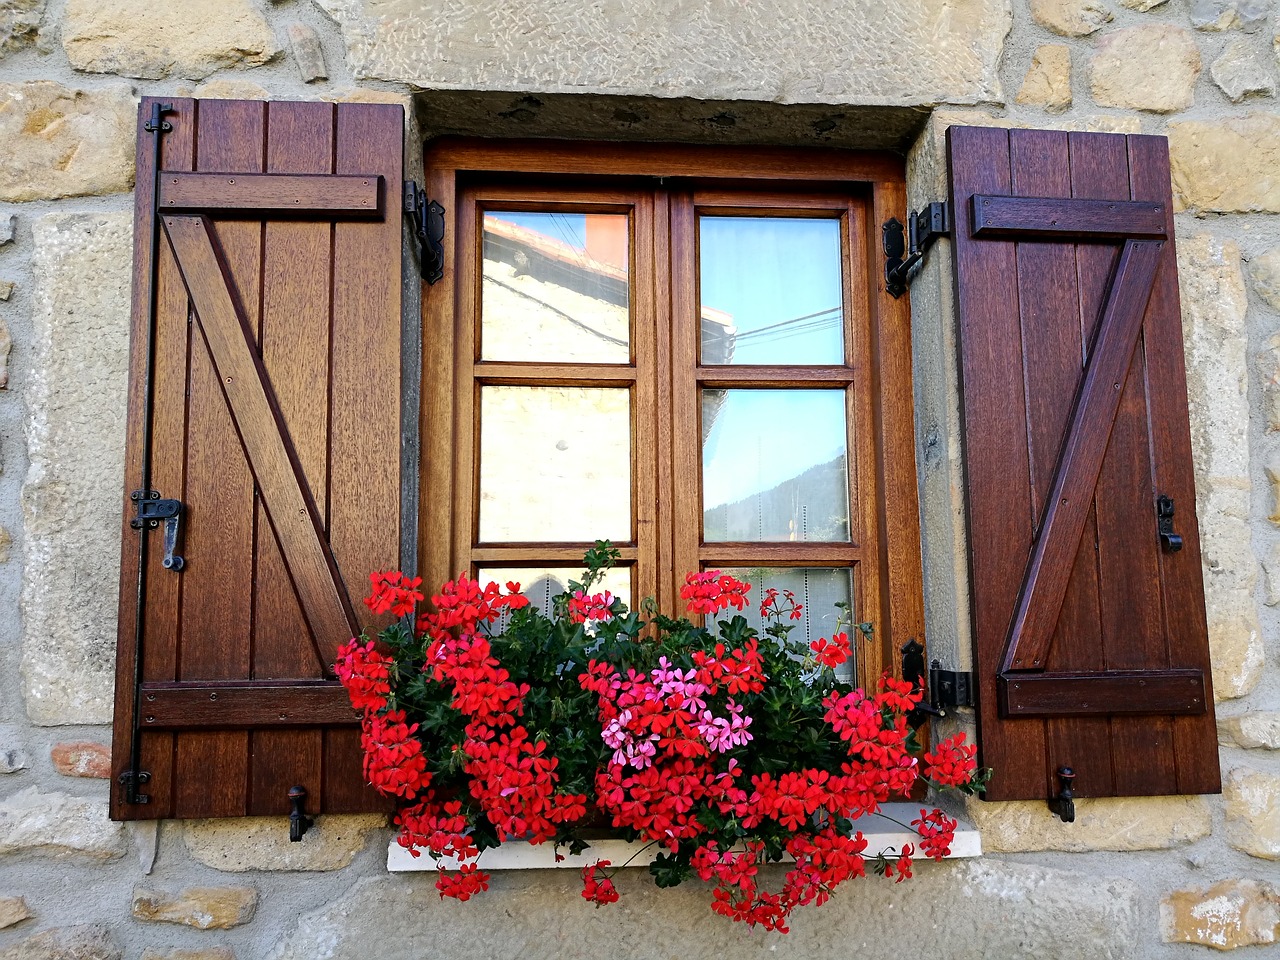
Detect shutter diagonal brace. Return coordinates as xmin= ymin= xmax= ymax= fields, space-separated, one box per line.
xmin=1001 ymin=238 xmax=1163 ymax=673
xmin=971 ymin=193 xmax=1209 ymax=719
xmin=161 ymin=214 xmax=360 ymax=665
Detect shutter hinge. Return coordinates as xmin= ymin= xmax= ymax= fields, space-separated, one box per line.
xmin=117 ymin=769 xmax=152 ymax=805
xmin=404 ymin=181 xmax=445 ymax=285
xmin=130 ymin=490 xmax=185 ymax=572
xmin=883 ymin=201 xmax=950 ymax=299
xmin=902 ymin=639 xmax=974 ymax=728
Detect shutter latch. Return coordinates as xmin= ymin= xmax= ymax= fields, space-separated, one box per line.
xmin=1156 ymin=494 xmax=1183 ymax=552
xmin=130 ymin=490 xmax=185 ymax=572
xmin=404 ymin=181 xmax=445 ymax=285
xmin=883 ymin=201 xmax=950 ymax=299
xmin=902 ymin=639 xmax=973 ymax=728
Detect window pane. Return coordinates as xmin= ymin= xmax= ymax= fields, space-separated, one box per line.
xmin=699 ymin=216 xmax=843 ymax=366
xmin=702 ymin=389 xmax=849 ymax=542
xmin=479 ymin=386 xmax=631 ymax=542
xmin=477 ymin=566 xmax=632 ymax=624
xmin=718 ymin=567 xmax=855 ymax=683
xmin=481 ymin=212 xmax=630 ymax=363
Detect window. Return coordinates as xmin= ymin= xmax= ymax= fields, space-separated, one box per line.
xmin=421 ymin=142 xmax=924 ymax=687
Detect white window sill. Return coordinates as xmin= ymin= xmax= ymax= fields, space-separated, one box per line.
xmin=386 ymin=802 xmax=981 ymax=871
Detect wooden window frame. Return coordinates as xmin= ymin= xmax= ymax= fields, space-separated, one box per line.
xmin=420 ymin=139 xmax=923 ymax=684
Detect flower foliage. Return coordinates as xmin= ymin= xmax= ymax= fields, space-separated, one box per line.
xmin=336 ymin=542 xmax=987 ymax=931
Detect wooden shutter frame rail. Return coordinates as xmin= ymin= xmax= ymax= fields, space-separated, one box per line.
xmin=139 ymin=173 xmax=384 ymax=727
xmin=959 ymin=190 xmax=1209 ymax=721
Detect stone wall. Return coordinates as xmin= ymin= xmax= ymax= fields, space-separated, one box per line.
xmin=0 ymin=0 xmax=1277 ymax=957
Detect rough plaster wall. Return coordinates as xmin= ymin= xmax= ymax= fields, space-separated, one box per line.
xmin=0 ymin=0 xmax=1275 ymax=957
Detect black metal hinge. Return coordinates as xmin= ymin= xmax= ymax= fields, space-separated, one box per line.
xmin=884 ymin=201 xmax=950 ymax=298
xmin=117 ymin=769 xmax=151 ymax=805
xmin=404 ymin=181 xmax=445 ymax=285
xmin=902 ymin=639 xmax=974 ymax=728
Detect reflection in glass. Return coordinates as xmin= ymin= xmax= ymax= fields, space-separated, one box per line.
xmin=699 ymin=217 xmax=844 ymax=366
xmin=718 ymin=567 xmax=855 ymax=683
xmin=481 ymin=212 xmax=630 ymax=363
xmin=702 ymin=389 xmax=849 ymax=542
xmin=477 ymin=566 xmax=633 ymax=628
xmin=479 ymin=386 xmax=631 ymax=542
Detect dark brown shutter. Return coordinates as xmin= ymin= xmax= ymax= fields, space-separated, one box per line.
xmin=948 ymin=125 xmax=1220 ymax=802
xmin=111 ymin=97 xmax=403 ymax=820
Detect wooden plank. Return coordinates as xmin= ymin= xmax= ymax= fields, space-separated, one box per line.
xmin=162 ymin=215 xmax=359 ymax=650
xmin=1069 ymin=134 xmax=1175 ymax=795
xmin=999 ymin=670 xmax=1207 ymax=717
xmin=1128 ymin=135 xmax=1221 ymax=795
xmin=172 ymin=98 xmax=263 ymax=818
xmin=112 ymin=96 xmax=197 ymax=820
xmin=948 ymin=125 xmax=1046 ymax=800
xmin=158 ymin=172 xmax=382 ymax=216
xmin=248 ymin=100 xmax=335 ymax=816
xmin=1002 ymin=239 xmax=1163 ymax=673
xmin=325 ymin=102 xmax=404 ymax=815
xmin=971 ymin=195 xmax=1166 ymax=239
xmin=869 ymin=181 xmax=923 ymax=684
xmin=1009 ymin=128 xmax=1114 ymax=799
xmin=427 ymin=137 xmax=905 ymax=185
xmin=472 ymin=363 xmax=640 ymax=384
xmin=140 ymin=682 xmax=360 ymax=728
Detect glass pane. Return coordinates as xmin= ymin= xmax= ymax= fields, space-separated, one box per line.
xmin=699 ymin=216 xmax=844 ymax=366
xmin=479 ymin=386 xmax=631 ymax=542
xmin=481 ymin=211 xmax=630 ymax=363
xmin=702 ymin=389 xmax=849 ymax=542
xmin=477 ymin=566 xmax=633 ymax=627
xmin=718 ymin=567 xmax=855 ymax=684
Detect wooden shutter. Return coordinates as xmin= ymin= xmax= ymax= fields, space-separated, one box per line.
xmin=948 ymin=126 xmax=1220 ymax=802
xmin=111 ymin=97 xmax=404 ymax=820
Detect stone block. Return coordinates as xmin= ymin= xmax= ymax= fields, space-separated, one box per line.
xmin=1120 ymin=0 xmax=1168 ymax=9
xmin=0 ymin=747 xmax=28 ymax=774
xmin=269 ymin=861 xmax=1140 ymax=960
xmin=22 ymin=212 xmax=132 ymax=726
xmin=313 ymin=0 xmax=1010 ymax=107
xmin=50 ymin=741 xmax=110 ymax=778
xmin=1163 ymin=879 xmax=1280 ymax=949
xmin=184 ymin=814 xmax=385 ymax=872
xmin=1190 ymin=0 xmax=1271 ymax=31
xmin=1210 ymin=38 xmax=1277 ymax=100
xmin=0 ymin=0 xmax=44 ymax=58
xmin=0 ymin=896 xmax=31 ymax=929
xmin=0 ymin=787 xmax=126 ymax=861
xmin=62 ymin=0 xmax=278 ymax=80
xmin=1219 ymin=711 xmax=1280 ymax=749
xmin=287 ymin=22 xmax=326 ymax=83
xmin=0 ymin=82 xmax=134 ymax=203
xmin=1016 ymin=44 xmax=1072 ymax=113
xmin=0 ymin=213 xmax=13 ymax=244
xmin=1177 ymin=234 xmax=1261 ymax=700
xmin=0 ymin=281 xmax=13 ymax=301
xmin=1089 ymin=24 xmax=1201 ymax=112
xmin=0 ymin=315 xmax=11 ymax=389
xmin=1224 ymin=767 xmax=1280 ymax=859
xmin=1170 ymin=113 xmax=1280 ymax=213
xmin=131 ymin=887 xmax=257 ymax=930
xmin=1031 ymin=0 xmax=1112 ymax=36
xmin=0 ymin=925 xmax=120 ymax=960
xmin=1251 ymin=247 xmax=1280 ymax=311
xmin=140 ymin=951 xmax=236 ymax=960
xmin=963 ymin=795 xmax=1211 ymax=852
